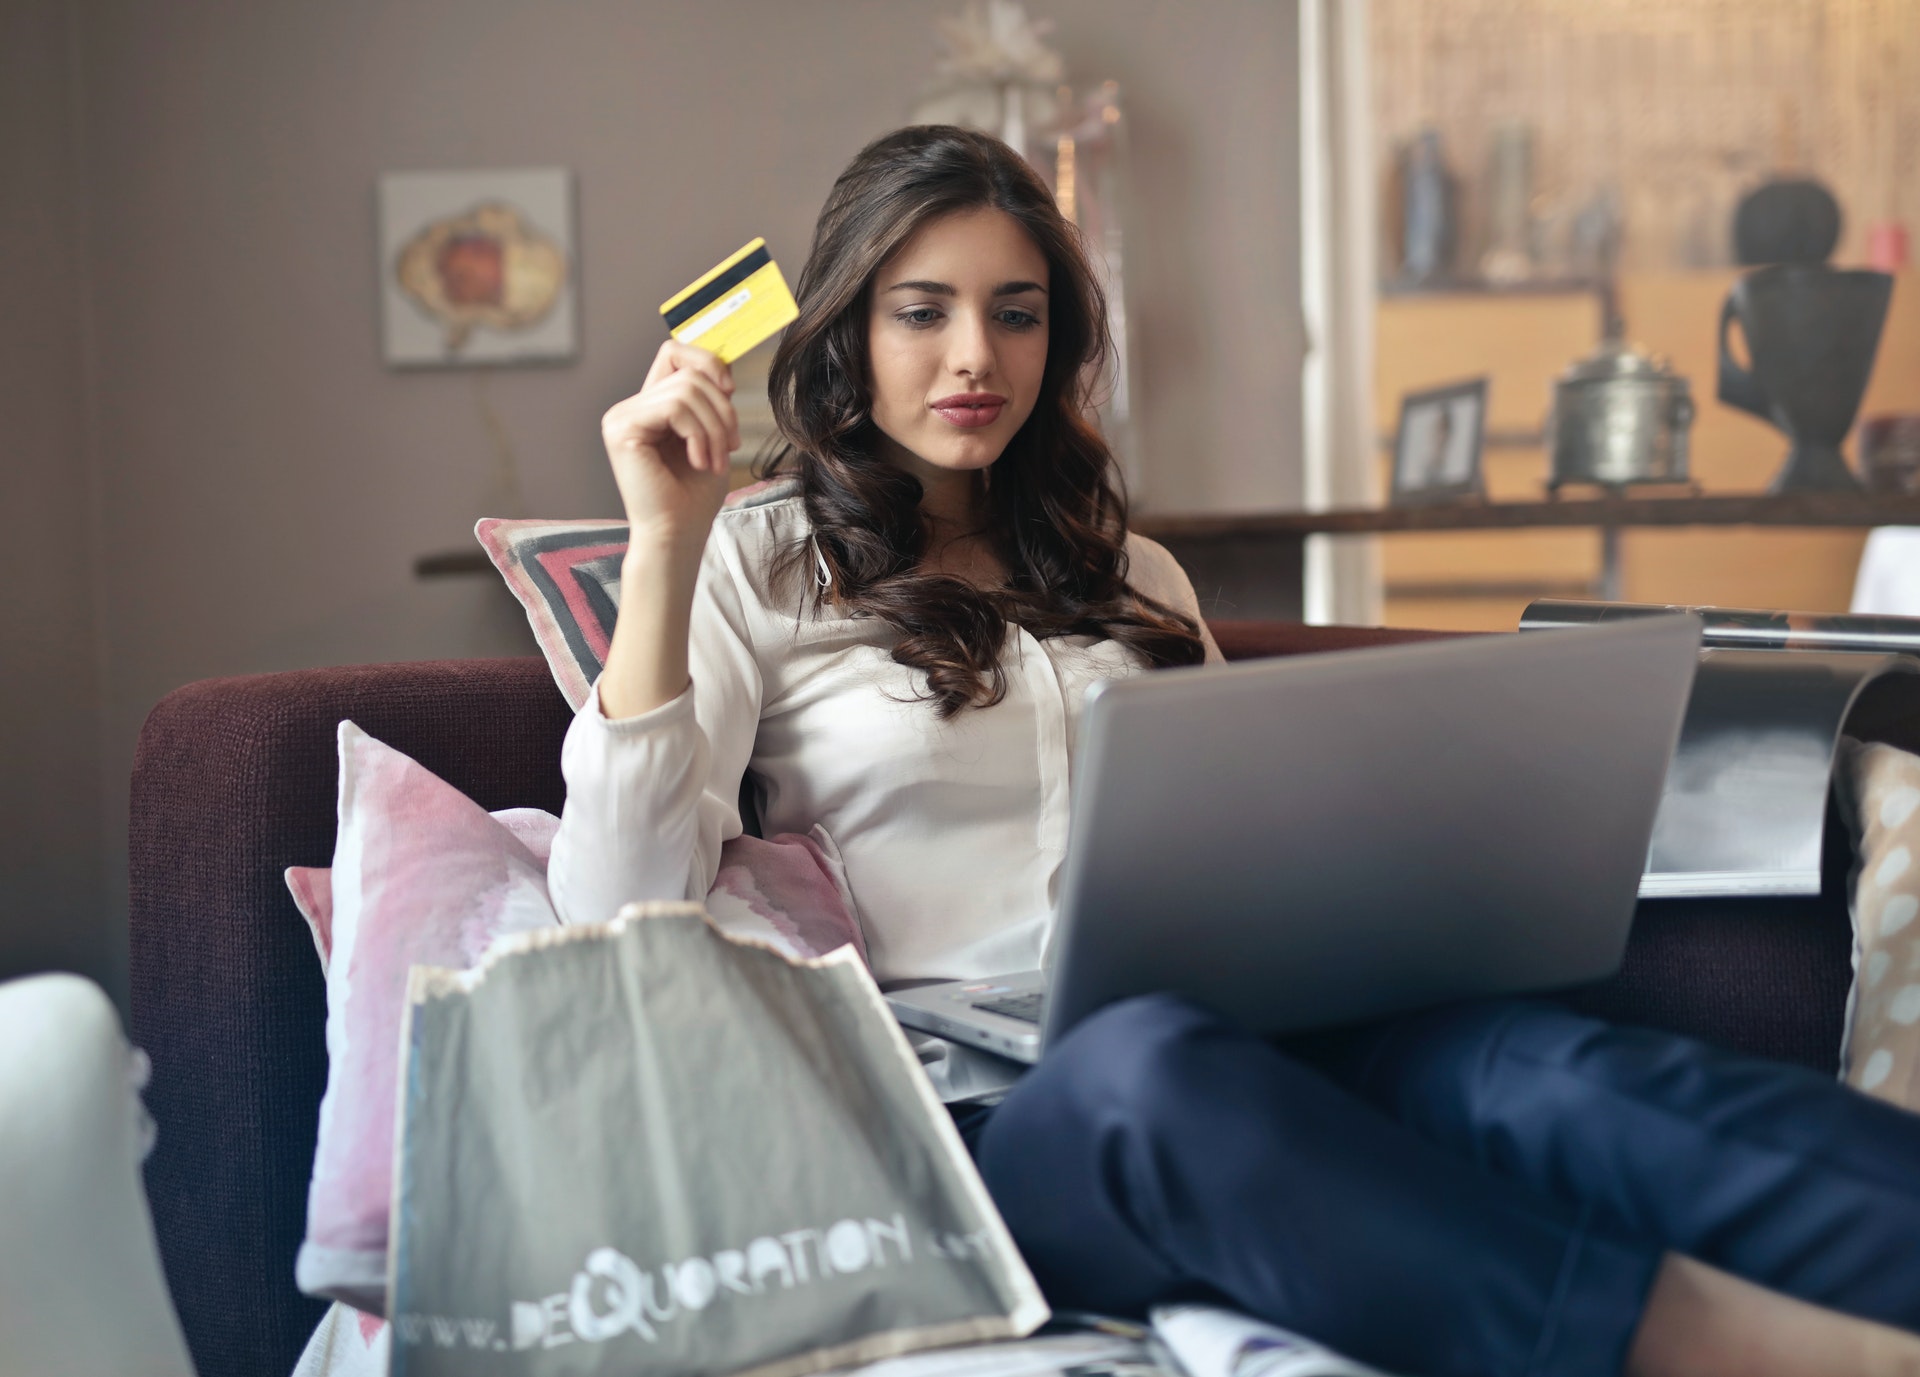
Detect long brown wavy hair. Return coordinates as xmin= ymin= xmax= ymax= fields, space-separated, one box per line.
xmin=762 ymin=124 xmax=1205 ymax=716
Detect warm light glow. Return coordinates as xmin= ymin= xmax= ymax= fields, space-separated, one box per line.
xmin=1055 ymin=135 xmax=1076 ymax=223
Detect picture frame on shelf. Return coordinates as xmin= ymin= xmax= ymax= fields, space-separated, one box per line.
xmin=1391 ymin=377 xmax=1489 ymax=505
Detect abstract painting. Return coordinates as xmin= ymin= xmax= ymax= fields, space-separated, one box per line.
xmin=378 ymin=168 xmax=577 ymax=367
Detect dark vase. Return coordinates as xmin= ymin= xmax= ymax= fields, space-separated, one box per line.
xmin=1732 ymin=178 xmax=1842 ymax=266
xmin=1716 ymin=264 xmax=1895 ymax=493
xmin=1399 ymin=127 xmax=1455 ymax=286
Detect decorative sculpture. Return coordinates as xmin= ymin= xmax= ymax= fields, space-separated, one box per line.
xmin=1717 ymin=180 xmax=1893 ymax=494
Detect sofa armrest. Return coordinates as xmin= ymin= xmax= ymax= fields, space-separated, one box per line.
xmin=129 ymin=656 xmax=572 ymax=1377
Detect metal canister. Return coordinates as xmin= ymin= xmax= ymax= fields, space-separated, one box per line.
xmin=1548 ymin=341 xmax=1695 ymax=489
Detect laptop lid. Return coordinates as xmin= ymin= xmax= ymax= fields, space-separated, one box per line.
xmin=1041 ymin=615 xmax=1701 ymax=1049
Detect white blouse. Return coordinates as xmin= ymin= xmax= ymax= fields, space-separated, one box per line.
xmin=547 ymin=479 xmax=1224 ymax=988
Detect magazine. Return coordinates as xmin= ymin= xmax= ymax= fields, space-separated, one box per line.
xmin=820 ymin=1321 xmax=1167 ymax=1377
xmin=811 ymin=1309 xmax=1391 ymax=1377
xmin=1150 ymin=1306 xmax=1392 ymax=1377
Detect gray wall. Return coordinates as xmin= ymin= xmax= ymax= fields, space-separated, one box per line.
xmin=0 ymin=0 xmax=109 ymax=994
xmin=6 ymin=1 xmax=1302 ymax=1007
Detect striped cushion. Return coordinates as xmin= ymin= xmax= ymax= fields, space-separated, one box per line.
xmin=474 ymin=479 xmax=793 ymax=710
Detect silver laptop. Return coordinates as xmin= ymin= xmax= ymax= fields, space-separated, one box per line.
xmin=886 ymin=615 xmax=1701 ymax=1063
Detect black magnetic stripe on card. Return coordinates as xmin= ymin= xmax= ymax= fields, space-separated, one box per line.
xmin=662 ymin=246 xmax=773 ymax=328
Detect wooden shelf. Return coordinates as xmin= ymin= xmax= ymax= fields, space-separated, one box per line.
xmin=1374 ymin=428 xmax=1548 ymax=450
xmin=415 ymin=550 xmax=493 ymax=578
xmin=1377 ymin=277 xmax=1607 ymax=299
xmin=1134 ymin=492 xmax=1920 ymax=540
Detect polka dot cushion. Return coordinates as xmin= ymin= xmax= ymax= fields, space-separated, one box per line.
xmin=1838 ymin=739 xmax=1920 ymax=1108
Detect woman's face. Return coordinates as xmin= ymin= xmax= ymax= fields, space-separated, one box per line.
xmin=865 ymin=206 xmax=1050 ymax=488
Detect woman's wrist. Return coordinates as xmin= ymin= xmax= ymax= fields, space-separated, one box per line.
xmin=623 ymin=515 xmax=709 ymax=572
xmin=621 ymin=534 xmax=699 ymax=587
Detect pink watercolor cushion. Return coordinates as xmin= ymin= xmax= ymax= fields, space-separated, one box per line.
xmin=285 ymin=808 xmax=561 ymax=979
xmin=709 ymin=825 xmax=868 ymax=964
xmin=289 ymin=722 xmax=864 ymax=1316
xmin=1836 ymin=739 xmax=1920 ymax=1110
xmin=293 ymin=724 xmax=560 ymax=1314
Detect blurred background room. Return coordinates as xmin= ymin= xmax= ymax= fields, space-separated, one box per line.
xmin=1365 ymin=0 xmax=1918 ymax=633
xmin=2 ymin=0 xmax=1914 ymax=1007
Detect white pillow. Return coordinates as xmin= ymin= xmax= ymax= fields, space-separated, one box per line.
xmin=0 ymin=974 xmax=194 ymax=1376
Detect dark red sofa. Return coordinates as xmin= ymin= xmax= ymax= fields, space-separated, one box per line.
xmin=128 ymin=621 xmax=1856 ymax=1377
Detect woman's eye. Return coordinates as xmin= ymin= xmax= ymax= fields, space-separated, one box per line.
xmin=897 ymin=308 xmax=941 ymax=328
xmin=998 ymin=309 xmax=1041 ymax=330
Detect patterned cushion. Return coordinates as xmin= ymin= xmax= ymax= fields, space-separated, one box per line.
xmin=475 ymin=479 xmax=794 ymax=711
xmin=1836 ymin=739 xmax=1920 ymax=1107
xmin=473 ymin=518 xmax=628 ymax=711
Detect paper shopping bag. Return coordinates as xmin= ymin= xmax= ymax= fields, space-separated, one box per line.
xmin=386 ymin=902 xmax=1048 ymax=1377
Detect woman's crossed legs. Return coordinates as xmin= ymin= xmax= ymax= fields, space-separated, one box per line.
xmin=969 ymin=995 xmax=1920 ymax=1377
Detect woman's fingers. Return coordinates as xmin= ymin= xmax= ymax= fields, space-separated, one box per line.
xmin=666 ymin=377 xmax=734 ymax=473
xmin=640 ymin=337 xmax=695 ymax=388
xmin=671 ymin=410 xmax=710 ymax=473
xmin=674 ymin=367 xmax=739 ymax=447
xmin=633 ymin=339 xmax=739 ymax=460
xmin=657 ymin=370 xmax=735 ymax=472
xmin=604 ymin=369 xmax=739 ymax=470
xmin=642 ymin=338 xmax=736 ymax=398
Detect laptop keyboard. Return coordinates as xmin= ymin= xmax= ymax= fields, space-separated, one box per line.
xmin=972 ymin=991 xmax=1046 ymax=1024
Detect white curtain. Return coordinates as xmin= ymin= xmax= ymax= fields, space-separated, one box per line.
xmin=1298 ymin=0 xmax=1382 ymax=626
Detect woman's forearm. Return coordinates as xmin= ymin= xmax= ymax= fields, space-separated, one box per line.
xmin=596 ymin=536 xmax=707 ymax=720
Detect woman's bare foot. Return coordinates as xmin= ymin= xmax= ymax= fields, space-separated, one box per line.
xmin=1628 ymin=1254 xmax=1920 ymax=1377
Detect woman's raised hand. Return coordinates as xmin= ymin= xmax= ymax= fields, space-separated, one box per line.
xmin=600 ymin=339 xmax=740 ymax=551
xmin=593 ymin=340 xmax=740 ymax=719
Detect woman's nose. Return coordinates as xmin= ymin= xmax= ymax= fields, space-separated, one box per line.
xmin=947 ymin=310 xmax=996 ymax=380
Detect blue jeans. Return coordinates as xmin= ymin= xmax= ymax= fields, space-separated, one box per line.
xmin=962 ymin=994 xmax=1920 ymax=1377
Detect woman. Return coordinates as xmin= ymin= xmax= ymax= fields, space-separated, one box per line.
xmin=549 ymin=126 xmax=1920 ymax=1377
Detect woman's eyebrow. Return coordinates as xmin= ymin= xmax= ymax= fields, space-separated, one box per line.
xmin=882 ymin=279 xmax=1049 ymax=296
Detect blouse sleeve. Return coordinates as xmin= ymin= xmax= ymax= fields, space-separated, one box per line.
xmin=546 ymin=523 xmax=765 ymax=926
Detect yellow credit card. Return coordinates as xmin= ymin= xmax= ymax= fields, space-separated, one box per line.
xmin=659 ymin=237 xmax=799 ymax=364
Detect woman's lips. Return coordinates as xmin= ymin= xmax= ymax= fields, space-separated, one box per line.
xmin=931 ymin=396 xmax=1006 ymax=429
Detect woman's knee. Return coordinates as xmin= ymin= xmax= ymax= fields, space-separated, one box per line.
xmin=973 ymin=994 xmax=1242 ymax=1313
xmin=980 ymin=992 xmax=1334 ymax=1192
xmin=976 ymin=993 xmax=1234 ymax=1197
xmin=1024 ymin=993 xmax=1240 ymax=1125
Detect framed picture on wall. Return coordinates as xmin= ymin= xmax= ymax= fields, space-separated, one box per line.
xmin=378 ymin=167 xmax=578 ymax=367
xmin=1390 ymin=377 xmax=1488 ymax=505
